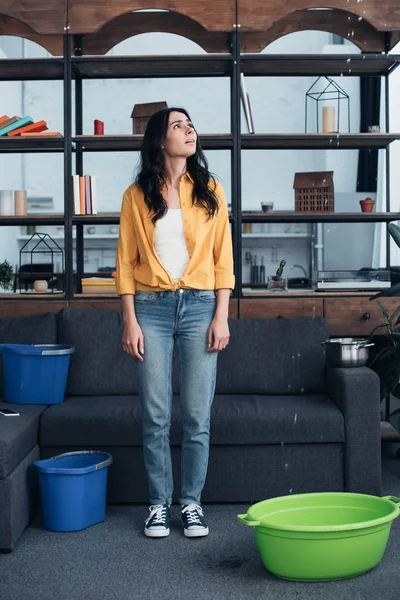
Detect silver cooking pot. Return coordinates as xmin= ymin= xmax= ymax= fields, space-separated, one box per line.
xmin=321 ymin=338 xmax=374 ymax=368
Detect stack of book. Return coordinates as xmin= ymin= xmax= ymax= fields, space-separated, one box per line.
xmin=0 ymin=114 xmax=62 ymax=137
xmin=81 ymin=277 xmax=116 ymax=294
xmin=72 ymin=175 xmax=98 ymax=215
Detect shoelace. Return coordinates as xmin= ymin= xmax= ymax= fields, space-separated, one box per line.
xmin=182 ymin=503 xmax=204 ymax=524
xmin=145 ymin=504 xmax=167 ymax=526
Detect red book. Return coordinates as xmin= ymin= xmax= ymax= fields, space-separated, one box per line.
xmin=7 ymin=120 xmax=48 ymax=136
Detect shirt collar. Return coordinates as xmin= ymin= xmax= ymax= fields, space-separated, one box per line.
xmin=183 ymin=171 xmax=194 ymax=183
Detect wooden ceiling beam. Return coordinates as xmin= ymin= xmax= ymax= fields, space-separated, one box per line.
xmin=67 ymin=1 xmax=235 ymax=35
xmin=238 ymin=1 xmax=400 ymax=33
xmin=0 ymin=1 xmax=65 ymax=35
xmin=0 ymin=15 xmax=63 ymax=55
xmin=79 ymin=11 xmax=230 ymax=55
xmin=241 ymin=9 xmax=387 ymax=53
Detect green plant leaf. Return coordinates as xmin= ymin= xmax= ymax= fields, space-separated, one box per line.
xmin=389 ymin=222 xmax=400 ymax=249
xmin=390 ymin=304 xmax=400 ymax=326
xmin=376 ymin=298 xmax=390 ymax=319
xmin=369 ymin=323 xmax=390 ymax=339
xmin=370 ymin=282 xmax=400 ymax=300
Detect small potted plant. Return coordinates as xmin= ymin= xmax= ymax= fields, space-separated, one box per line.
xmin=360 ymin=197 xmax=375 ymax=213
xmin=0 ymin=259 xmax=14 ymax=292
xmin=267 ymin=259 xmax=287 ymax=291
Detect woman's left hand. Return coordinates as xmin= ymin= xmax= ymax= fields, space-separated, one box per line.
xmin=207 ymin=315 xmax=230 ymax=352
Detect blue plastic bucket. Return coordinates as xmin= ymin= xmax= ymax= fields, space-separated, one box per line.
xmin=34 ymin=451 xmax=113 ymax=532
xmin=0 ymin=344 xmax=75 ymax=404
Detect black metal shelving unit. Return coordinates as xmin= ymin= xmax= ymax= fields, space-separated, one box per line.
xmin=0 ymin=36 xmax=400 ymax=301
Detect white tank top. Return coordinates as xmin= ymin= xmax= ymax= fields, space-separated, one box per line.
xmin=153 ymin=209 xmax=189 ymax=282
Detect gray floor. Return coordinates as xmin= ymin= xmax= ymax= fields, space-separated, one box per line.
xmin=1 ymin=459 xmax=400 ymax=600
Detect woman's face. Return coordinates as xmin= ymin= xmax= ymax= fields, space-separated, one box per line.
xmin=162 ymin=111 xmax=197 ymax=159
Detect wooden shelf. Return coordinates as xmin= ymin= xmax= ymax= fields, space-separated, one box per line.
xmin=241 ymin=133 xmax=400 ymax=150
xmin=242 ymin=212 xmax=400 ymax=223
xmin=0 ymin=215 xmax=65 ymax=226
xmin=241 ymin=54 xmax=400 ymax=77
xmin=0 ymin=137 xmax=64 ymax=152
xmin=0 ymin=58 xmax=64 ymax=81
xmin=71 ymin=55 xmax=233 ymax=79
xmin=73 ymin=134 xmax=233 ymax=151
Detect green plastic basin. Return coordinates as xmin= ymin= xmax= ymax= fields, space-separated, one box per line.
xmin=237 ymin=492 xmax=400 ymax=581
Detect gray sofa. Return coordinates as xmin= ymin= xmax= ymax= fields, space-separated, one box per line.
xmin=0 ymin=308 xmax=382 ymax=551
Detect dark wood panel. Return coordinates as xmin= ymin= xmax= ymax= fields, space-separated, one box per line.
xmin=239 ymin=298 xmax=323 ymax=319
xmin=80 ymin=11 xmax=230 ymax=55
xmin=0 ymin=1 xmax=65 ymax=35
xmin=324 ymin=297 xmax=400 ymax=336
xmin=241 ymin=134 xmax=400 ymax=150
xmin=69 ymin=298 xmax=239 ymax=318
xmin=238 ymin=0 xmax=400 ymax=32
xmin=241 ymin=54 xmax=400 ymax=77
xmin=0 ymin=300 xmax=67 ymax=318
xmin=67 ymin=1 xmax=235 ymax=34
xmin=241 ymin=9 xmax=386 ymax=53
xmin=0 ymin=16 xmax=63 ymax=55
xmin=72 ymin=55 xmax=232 ymax=78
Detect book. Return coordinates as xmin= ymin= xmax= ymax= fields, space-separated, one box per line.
xmin=7 ymin=120 xmax=48 ymax=136
xmin=0 ymin=116 xmax=33 ymax=136
xmin=21 ymin=132 xmax=62 ymax=137
xmin=0 ymin=116 xmax=20 ymax=132
xmin=72 ymin=175 xmax=81 ymax=215
xmin=84 ymin=175 xmax=92 ymax=215
xmin=0 ymin=115 xmax=10 ymax=125
xmin=90 ymin=175 xmax=98 ymax=215
xmin=240 ymin=74 xmax=254 ymax=134
xmin=79 ymin=176 xmax=85 ymax=215
xmin=246 ymin=93 xmax=255 ymax=133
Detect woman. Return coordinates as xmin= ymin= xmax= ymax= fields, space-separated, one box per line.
xmin=116 ymin=107 xmax=235 ymax=538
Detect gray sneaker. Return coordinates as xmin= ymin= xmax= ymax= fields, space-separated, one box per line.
xmin=144 ymin=504 xmax=170 ymax=538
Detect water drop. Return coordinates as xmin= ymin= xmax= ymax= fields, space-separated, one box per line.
xmin=281 ymin=441 xmax=285 ymax=447
xmin=351 ymin=31 xmax=355 ymax=37
xmin=300 ymin=387 xmax=305 ymax=394
xmin=348 ymin=69 xmax=352 ymax=75
xmin=289 ymin=488 xmax=293 ymax=494
xmin=294 ymin=414 xmax=298 ymax=425
xmin=358 ymin=16 xmax=363 ymax=21
xmin=347 ymin=58 xmax=351 ymax=63
xmin=284 ymin=463 xmax=289 ymax=472
xmin=297 ymin=353 xmax=301 ymax=358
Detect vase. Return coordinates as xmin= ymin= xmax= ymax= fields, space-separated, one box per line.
xmin=267 ymin=275 xmax=288 ymax=291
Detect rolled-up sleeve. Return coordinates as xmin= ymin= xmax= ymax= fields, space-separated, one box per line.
xmin=213 ymin=182 xmax=235 ymax=290
xmin=116 ymin=191 xmax=139 ymax=295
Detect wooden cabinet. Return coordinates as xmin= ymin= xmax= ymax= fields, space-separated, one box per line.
xmin=240 ymin=298 xmax=323 ymax=319
xmin=324 ymin=297 xmax=399 ymax=336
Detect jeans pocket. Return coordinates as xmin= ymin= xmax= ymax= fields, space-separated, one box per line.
xmin=134 ymin=291 xmax=160 ymax=303
xmin=194 ymin=290 xmax=217 ymax=303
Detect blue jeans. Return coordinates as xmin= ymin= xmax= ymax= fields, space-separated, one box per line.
xmin=134 ymin=288 xmax=218 ymax=506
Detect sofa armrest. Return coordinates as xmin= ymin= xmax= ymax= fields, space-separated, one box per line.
xmin=326 ymin=365 xmax=381 ymax=496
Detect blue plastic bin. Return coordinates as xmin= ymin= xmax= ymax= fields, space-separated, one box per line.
xmin=34 ymin=451 xmax=113 ymax=532
xmin=0 ymin=344 xmax=75 ymax=404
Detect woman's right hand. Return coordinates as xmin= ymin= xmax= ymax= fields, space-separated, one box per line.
xmin=122 ymin=321 xmax=145 ymax=360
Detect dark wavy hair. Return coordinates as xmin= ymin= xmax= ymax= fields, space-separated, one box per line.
xmin=136 ymin=107 xmax=219 ymax=224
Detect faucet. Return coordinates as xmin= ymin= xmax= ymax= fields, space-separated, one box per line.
xmin=290 ymin=264 xmax=308 ymax=278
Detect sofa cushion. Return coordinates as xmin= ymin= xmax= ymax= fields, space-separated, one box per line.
xmin=57 ymin=308 xmax=140 ymax=396
xmin=215 ymin=317 xmax=329 ymax=394
xmin=39 ymin=393 xmax=344 ymax=447
xmin=0 ymin=403 xmax=46 ymax=478
xmin=0 ymin=313 xmax=57 ymax=397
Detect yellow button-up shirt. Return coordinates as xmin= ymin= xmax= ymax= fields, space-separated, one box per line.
xmin=116 ymin=173 xmax=235 ymax=295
